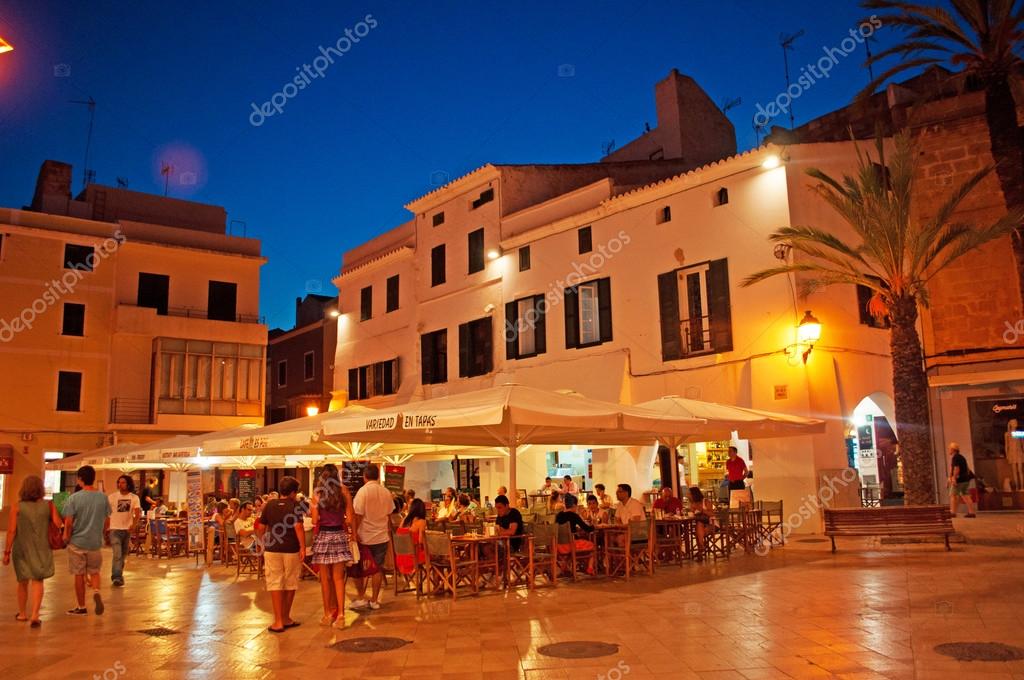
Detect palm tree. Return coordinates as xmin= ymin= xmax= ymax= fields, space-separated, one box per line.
xmin=743 ymin=132 xmax=1021 ymax=505
xmin=858 ymin=0 xmax=1024 ymax=297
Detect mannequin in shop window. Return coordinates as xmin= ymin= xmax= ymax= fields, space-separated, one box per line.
xmin=1006 ymin=419 xmax=1024 ymax=491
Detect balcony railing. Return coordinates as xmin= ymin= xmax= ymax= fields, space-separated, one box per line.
xmin=110 ymin=397 xmax=152 ymax=424
xmin=681 ymin=316 xmax=713 ymax=355
xmin=138 ymin=305 xmax=264 ymax=324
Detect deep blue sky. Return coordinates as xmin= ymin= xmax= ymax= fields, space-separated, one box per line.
xmin=0 ymin=1 xmax=913 ymax=329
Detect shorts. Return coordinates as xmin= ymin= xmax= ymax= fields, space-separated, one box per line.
xmin=263 ymin=551 xmax=301 ymax=591
xmin=365 ymin=542 xmax=388 ymax=569
xmin=728 ymin=480 xmax=746 ymax=491
xmin=68 ymin=544 xmax=102 ymax=576
xmin=952 ymin=481 xmax=970 ymax=496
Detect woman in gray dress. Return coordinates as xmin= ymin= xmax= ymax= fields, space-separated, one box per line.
xmin=3 ymin=475 xmax=59 ymax=627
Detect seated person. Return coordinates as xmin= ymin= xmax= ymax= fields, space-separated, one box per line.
xmin=494 ymin=495 xmax=524 ymax=552
xmin=653 ymin=487 xmax=683 ymax=515
xmin=153 ymin=498 xmax=169 ymax=517
xmin=233 ymin=502 xmax=257 ymax=551
xmin=455 ymin=493 xmax=480 ymax=522
xmin=546 ymin=490 xmax=565 ymax=514
xmin=613 ymin=484 xmax=646 ymax=524
xmin=593 ymin=483 xmax=615 ymax=509
xmin=435 ymin=488 xmax=457 ymax=521
xmin=554 ymin=495 xmax=596 ymax=569
xmin=537 ymin=478 xmax=554 ymax=495
xmin=688 ymin=486 xmax=716 ymax=550
xmin=560 ymin=475 xmax=579 ymax=495
xmin=395 ymin=498 xmax=427 ymax=574
xmin=582 ymin=494 xmax=609 ymax=525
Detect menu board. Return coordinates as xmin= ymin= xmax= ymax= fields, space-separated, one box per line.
xmin=383 ymin=465 xmax=406 ymax=493
xmin=237 ymin=469 xmax=257 ymax=503
xmin=342 ymin=460 xmax=371 ymax=497
xmin=186 ymin=470 xmax=203 ymax=551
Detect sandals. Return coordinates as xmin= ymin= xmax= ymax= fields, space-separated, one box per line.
xmin=267 ymin=626 xmax=285 ymax=633
xmin=14 ymin=614 xmax=27 ymax=622
xmin=30 ymin=620 xmax=41 ymax=628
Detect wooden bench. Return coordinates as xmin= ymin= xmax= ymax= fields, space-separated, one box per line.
xmin=823 ymin=505 xmax=955 ymax=552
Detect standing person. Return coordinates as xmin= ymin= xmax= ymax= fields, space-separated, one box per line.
xmin=311 ymin=464 xmax=355 ymax=629
xmin=350 ymin=464 xmax=394 ymax=611
xmin=3 ymin=475 xmax=59 ymax=627
xmin=107 ymin=475 xmax=141 ymax=587
xmin=725 ymin=446 xmax=748 ymax=494
xmin=256 ymin=477 xmax=305 ymax=633
xmin=139 ymin=477 xmax=158 ymax=518
xmin=948 ymin=443 xmax=977 ymax=518
xmin=62 ymin=466 xmax=111 ymax=616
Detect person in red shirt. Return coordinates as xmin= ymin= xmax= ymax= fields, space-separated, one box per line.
xmin=652 ymin=487 xmax=683 ymax=515
xmin=725 ymin=446 xmax=748 ymax=492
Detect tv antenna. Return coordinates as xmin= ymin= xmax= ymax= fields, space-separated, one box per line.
xmin=720 ymin=96 xmax=742 ymax=114
xmin=779 ymin=29 xmax=805 ymax=129
xmin=69 ymin=97 xmax=96 ymax=191
xmin=160 ymin=163 xmax=174 ymax=196
xmin=601 ymin=140 xmax=616 ymax=157
xmin=116 ymin=177 xmax=129 ymax=188
xmin=864 ymin=31 xmax=878 ymax=84
xmin=753 ymin=115 xmax=769 ymax=146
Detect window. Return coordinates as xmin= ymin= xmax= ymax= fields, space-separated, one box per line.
xmin=519 ymin=246 xmax=531 ymax=272
xmin=421 ymin=329 xmax=448 ymax=384
xmin=856 ymin=281 xmax=890 ymax=329
xmin=0 ymin=233 xmax=5 ymax=261
xmin=578 ymin=226 xmax=592 ymax=254
xmin=303 ymin=351 xmax=315 ymax=381
xmin=56 ymin=371 xmax=82 ymax=411
xmin=505 ymin=295 xmax=546 ymax=360
xmin=207 ymin=281 xmax=237 ymax=321
xmin=432 ymin=211 xmax=445 ymax=227
xmin=459 ymin=317 xmax=493 ymax=377
xmin=431 ymin=244 xmax=446 ymax=286
xmin=277 ymin=360 xmax=287 ymax=388
xmin=468 ymin=228 xmax=485 ymax=274
xmin=61 ymin=303 xmax=85 ymax=336
xmin=155 ymin=339 xmax=264 ymax=417
xmin=657 ymin=259 xmax=733 ymax=360
xmin=386 ymin=275 xmax=400 ymax=313
xmin=360 ymin=286 xmax=372 ymax=321
xmin=471 ymin=187 xmax=494 ymax=209
xmin=657 ymin=206 xmax=672 ymax=224
xmin=564 ymin=278 xmax=612 ymax=348
xmin=137 ymin=273 xmax=170 ymax=315
xmin=347 ymin=359 xmax=399 ymax=400
xmin=64 ymin=244 xmax=94 ymax=271
xmin=713 ymin=187 xmax=729 ymax=207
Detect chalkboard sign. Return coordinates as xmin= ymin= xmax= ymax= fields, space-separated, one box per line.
xmin=857 ymin=424 xmax=874 ymax=451
xmin=342 ymin=461 xmax=372 ymax=497
xmin=237 ymin=469 xmax=257 ymax=503
xmin=383 ymin=465 xmax=406 ymax=493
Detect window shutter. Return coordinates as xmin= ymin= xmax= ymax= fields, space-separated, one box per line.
xmin=383 ymin=358 xmax=394 ymax=394
xmin=657 ymin=271 xmax=683 ymax=361
xmin=533 ymin=294 xmax=547 ymax=355
xmin=458 ymin=322 xmax=470 ymax=377
xmin=597 ymin=277 xmax=613 ymax=343
xmin=707 ymin=259 xmax=733 ymax=353
xmin=348 ymin=368 xmax=358 ymax=398
xmin=481 ymin=317 xmax=493 ymax=374
xmin=420 ymin=336 xmax=433 ymax=385
xmin=505 ymin=301 xmax=518 ymax=360
xmin=564 ymin=286 xmax=579 ymax=348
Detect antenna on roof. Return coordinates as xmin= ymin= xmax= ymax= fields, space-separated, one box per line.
xmin=69 ymin=96 xmax=96 ymax=191
xmin=720 ymin=97 xmax=742 ymax=113
xmin=601 ymin=140 xmax=616 ymax=157
xmin=160 ymin=162 xmax=173 ymax=196
xmin=779 ymin=29 xmax=805 ymax=129
xmin=864 ymin=31 xmax=878 ymax=84
xmin=753 ymin=115 xmax=768 ymax=147
xmin=116 ymin=177 xmax=129 ymax=188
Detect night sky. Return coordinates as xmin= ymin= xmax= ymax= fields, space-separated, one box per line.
xmin=0 ymin=1 xmax=912 ymax=329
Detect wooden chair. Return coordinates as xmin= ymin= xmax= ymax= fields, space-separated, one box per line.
xmin=555 ymin=522 xmax=596 ymax=579
xmin=605 ymin=520 xmax=653 ymax=579
xmin=423 ymin=531 xmax=478 ymax=600
xmin=129 ymin=517 xmax=148 ymax=556
xmin=653 ymin=519 xmax=685 ymax=566
xmin=757 ymin=500 xmax=785 ymax=547
xmin=391 ymin=530 xmax=424 ymax=596
xmin=235 ymin=540 xmax=263 ymax=577
xmin=222 ymin=522 xmax=237 ymax=566
xmin=526 ymin=523 xmax=558 ymax=588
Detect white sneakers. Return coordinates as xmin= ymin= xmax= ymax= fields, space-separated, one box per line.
xmin=349 ymin=599 xmax=381 ymax=611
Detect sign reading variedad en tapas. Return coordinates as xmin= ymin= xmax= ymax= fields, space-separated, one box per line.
xmin=402 ymin=414 xmax=437 ymax=429
xmin=363 ymin=416 xmax=398 ymax=431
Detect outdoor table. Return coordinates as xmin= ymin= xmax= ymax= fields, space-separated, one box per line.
xmin=653 ymin=516 xmax=694 ymax=564
xmin=450 ymin=533 xmax=510 ymax=589
xmin=527 ymin=493 xmax=549 ymax=508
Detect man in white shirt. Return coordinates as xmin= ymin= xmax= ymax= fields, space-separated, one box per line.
xmin=107 ymin=475 xmax=141 ymax=587
xmin=560 ymin=475 xmax=579 ymax=495
xmin=233 ymin=502 xmax=256 ymax=550
xmin=614 ymin=483 xmax=646 ymax=525
xmin=351 ymin=465 xmax=395 ymax=610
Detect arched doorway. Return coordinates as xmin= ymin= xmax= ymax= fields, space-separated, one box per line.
xmin=849 ymin=393 xmax=900 ymax=501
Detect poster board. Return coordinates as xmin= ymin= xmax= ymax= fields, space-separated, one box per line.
xmin=237 ymin=469 xmax=257 ymax=503
xmin=342 ymin=460 xmax=371 ymax=498
xmin=383 ymin=465 xmax=406 ymax=494
xmin=186 ymin=469 xmax=203 ymax=551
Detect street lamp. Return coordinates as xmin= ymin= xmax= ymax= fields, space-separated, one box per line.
xmin=0 ymin=37 xmax=12 ymax=55
xmin=306 ymin=405 xmax=320 ymax=417
xmin=796 ymin=310 xmax=822 ymax=363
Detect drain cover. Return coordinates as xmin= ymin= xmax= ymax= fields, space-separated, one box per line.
xmin=935 ymin=642 xmax=1024 ymax=662
xmin=797 ymin=538 xmax=829 ymax=543
xmin=138 ymin=627 xmax=180 ymax=637
xmin=537 ymin=641 xmax=619 ymax=659
xmin=333 ymin=637 xmax=411 ymax=653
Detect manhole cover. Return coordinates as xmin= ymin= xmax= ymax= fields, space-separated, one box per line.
xmin=797 ymin=538 xmax=829 ymax=543
xmin=537 ymin=641 xmax=619 ymax=659
xmin=138 ymin=627 xmax=180 ymax=637
xmin=333 ymin=637 xmax=411 ymax=653
xmin=935 ymin=642 xmax=1024 ymax=661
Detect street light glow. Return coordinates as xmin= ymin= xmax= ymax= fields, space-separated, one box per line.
xmin=0 ymin=37 xmax=13 ymax=54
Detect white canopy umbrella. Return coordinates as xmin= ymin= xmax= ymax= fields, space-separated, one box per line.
xmin=320 ymin=384 xmax=707 ymax=502
xmin=47 ymin=441 xmax=147 ymax=472
xmin=633 ymin=395 xmax=826 ymax=444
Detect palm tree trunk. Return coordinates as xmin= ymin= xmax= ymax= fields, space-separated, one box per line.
xmin=889 ymin=295 xmax=935 ymax=505
xmin=984 ymin=78 xmax=1024 ymax=303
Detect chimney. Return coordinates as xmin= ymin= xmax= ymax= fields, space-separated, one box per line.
xmin=30 ymin=160 xmax=73 ymax=212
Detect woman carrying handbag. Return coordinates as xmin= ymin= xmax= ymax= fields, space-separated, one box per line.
xmin=3 ymin=475 xmax=61 ymax=628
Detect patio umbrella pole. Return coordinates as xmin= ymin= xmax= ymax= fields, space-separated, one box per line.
xmin=509 ymin=442 xmax=517 ymax=507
